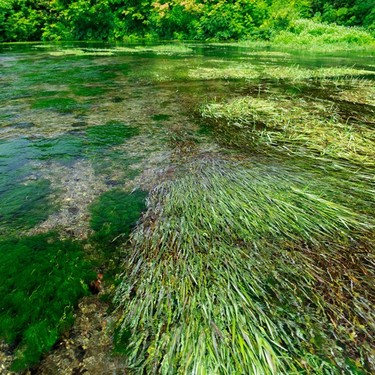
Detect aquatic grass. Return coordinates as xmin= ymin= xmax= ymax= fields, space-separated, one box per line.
xmin=111 ymin=45 xmax=193 ymax=55
xmin=49 ymin=49 xmax=115 ymax=56
xmin=48 ymin=45 xmax=193 ymax=57
xmin=189 ymin=64 xmax=375 ymax=82
xmin=200 ymin=96 xmax=375 ymax=166
xmin=115 ymin=160 xmax=374 ymax=374
xmin=0 ymin=233 xmax=95 ymax=371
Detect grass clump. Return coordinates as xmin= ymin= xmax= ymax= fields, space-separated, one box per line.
xmin=89 ymin=189 xmax=147 ymax=246
xmin=115 ymin=160 xmax=374 ymax=374
xmin=0 ymin=233 xmax=95 ymax=371
xmin=200 ymin=96 xmax=375 ymax=166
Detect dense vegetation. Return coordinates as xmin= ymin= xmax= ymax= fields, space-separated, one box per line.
xmin=0 ymin=234 xmax=95 ymax=371
xmin=0 ymin=0 xmax=374 ymax=42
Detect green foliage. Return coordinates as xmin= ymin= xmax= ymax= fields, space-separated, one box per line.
xmin=0 ymin=233 xmax=95 ymax=370
xmin=1 ymin=0 xmax=374 ymax=42
xmin=273 ymin=19 xmax=375 ymax=46
xmin=197 ymin=0 xmax=265 ymax=40
xmin=89 ymin=189 xmax=147 ymax=245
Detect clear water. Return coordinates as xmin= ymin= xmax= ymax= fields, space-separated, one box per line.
xmin=1 ymin=42 xmax=374 ymax=240
xmin=0 ymin=42 xmax=375 ymax=371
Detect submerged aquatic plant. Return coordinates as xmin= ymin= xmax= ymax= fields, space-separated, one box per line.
xmin=0 ymin=180 xmax=55 ymax=236
xmin=115 ymin=159 xmax=374 ymax=374
xmin=189 ymin=64 xmax=375 ymax=82
xmin=89 ymin=189 xmax=147 ymax=246
xmin=0 ymin=233 xmax=95 ymax=371
xmin=200 ymin=95 xmax=375 ymax=166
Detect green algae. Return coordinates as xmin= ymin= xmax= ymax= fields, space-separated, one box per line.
xmin=151 ymin=114 xmax=171 ymax=121
xmin=0 ymin=180 xmax=54 ymax=236
xmin=86 ymin=121 xmax=139 ymax=148
xmin=33 ymin=135 xmax=85 ymax=163
xmin=31 ymin=97 xmax=82 ymax=113
xmin=0 ymin=138 xmax=37 ymax=191
xmin=26 ymin=121 xmax=139 ymax=165
xmin=89 ymin=189 xmax=147 ymax=246
xmin=0 ymin=233 xmax=95 ymax=371
xmin=92 ymin=149 xmax=143 ymax=183
xmin=70 ymin=85 xmax=107 ymax=97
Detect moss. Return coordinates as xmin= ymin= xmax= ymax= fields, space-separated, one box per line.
xmin=0 ymin=233 xmax=95 ymax=371
xmin=89 ymin=189 xmax=147 ymax=246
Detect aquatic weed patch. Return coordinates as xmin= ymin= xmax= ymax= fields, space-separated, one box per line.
xmin=70 ymin=84 xmax=107 ymax=97
xmin=86 ymin=121 xmax=139 ymax=149
xmin=32 ymin=134 xmax=85 ymax=163
xmin=50 ymin=45 xmax=194 ymax=56
xmin=23 ymin=122 xmax=140 ymax=166
xmin=189 ymin=64 xmax=375 ymax=82
xmin=0 ymin=180 xmax=54 ymax=236
xmin=0 ymin=233 xmax=95 ymax=371
xmin=31 ymin=97 xmax=83 ymax=113
xmin=0 ymin=138 xmax=39 ymax=193
xmin=115 ymin=160 xmax=374 ymax=374
xmin=200 ymin=96 xmax=375 ymax=166
xmin=89 ymin=189 xmax=147 ymax=247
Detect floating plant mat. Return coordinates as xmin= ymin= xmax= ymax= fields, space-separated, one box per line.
xmin=115 ymin=159 xmax=374 ymax=374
